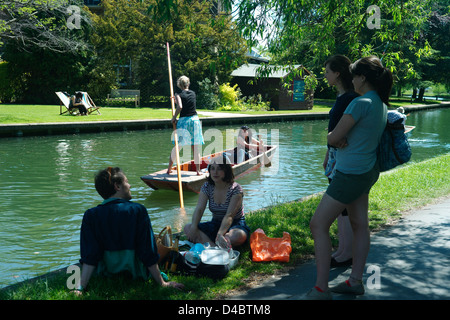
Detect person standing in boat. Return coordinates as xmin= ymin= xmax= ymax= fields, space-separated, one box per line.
xmin=307 ymin=56 xmax=391 ymax=299
xmin=323 ymin=55 xmax=359 ymax=268
xmin=387 ymin=107 xmax=407 ymax=125
xmin=167 ymin=75 xmax=205 ymax=175
xmin=75 ymin=167 xmax=184 ymax=294
xmin=184 ymin=155 xmax=250 ymax=249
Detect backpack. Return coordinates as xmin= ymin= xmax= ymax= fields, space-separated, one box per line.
xmin=377 ymin=119 xmax=412 ymax=172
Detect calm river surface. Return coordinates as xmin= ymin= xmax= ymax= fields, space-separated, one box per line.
xmin=1 ymin=108 xmax=449 ymax=288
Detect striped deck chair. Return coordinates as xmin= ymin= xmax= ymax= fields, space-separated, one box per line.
xmin=56 ymin=92 xmax=101 ymax=115
xmin=56 ymin=92 xmax=79 ymax=115
xmin=80 ymin=92 xmax=101 ymax=115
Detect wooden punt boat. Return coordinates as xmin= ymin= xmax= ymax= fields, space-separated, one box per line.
xmin=141 ymin=145 xmax=277 ymax=193
xmin=405 ymin=125 xmax=415 ymax=135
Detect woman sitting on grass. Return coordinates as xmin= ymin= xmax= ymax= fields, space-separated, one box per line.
xmin=184 ymin=155 xmax=250 ymax=249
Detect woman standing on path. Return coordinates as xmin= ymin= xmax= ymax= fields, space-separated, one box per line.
xmin=167 ymin=76 xmax=205 ymax=175
xmin=307 ymin=56 xmax=392 ymax=299
xmin=323 ymin=55 xmax=359 ymax=268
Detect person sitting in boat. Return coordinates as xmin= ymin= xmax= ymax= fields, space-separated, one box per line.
xmin=236 ymin=125 xmax=264 ymax=163
xmin=184 ymin=155 xmax=251 ymax=249
xmin=387 ymin=107 xmax=407 ymax=125
xmin=75 ymin=167 xmax=184 ymax=295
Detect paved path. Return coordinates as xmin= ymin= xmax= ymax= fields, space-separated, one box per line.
xmin=229 ymin=197 xmax=450 ymax=300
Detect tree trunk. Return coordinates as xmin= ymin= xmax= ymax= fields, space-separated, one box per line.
xmin=417 ymin=87 xmax=425 ymax=102
xmin=412 ymin=88 xmax=417 ymax=101
xmin=396 ymin=85 xmax=402 ymax=97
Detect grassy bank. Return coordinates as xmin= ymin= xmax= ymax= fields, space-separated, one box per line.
xmin=2 ymin=99 xmax=444 ymax=124
xmin=0 ymin=104 xmax=173 ymax=124
xmin=0 ymin=104 xmax=334 ymax=124
xmin=0 ymin=104 xmax=335 ymax=124
xmin=1 ymin=154 xmax=449 ymax=300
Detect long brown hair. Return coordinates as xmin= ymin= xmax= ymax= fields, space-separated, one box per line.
xmin=324 ymin=55 xmax=354 ymax=92
xmin=350 ymin=56 xmax=393 ymax=106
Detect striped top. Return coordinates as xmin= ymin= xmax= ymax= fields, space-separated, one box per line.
xmin=200 ymin=182 xmax=244 ymax=221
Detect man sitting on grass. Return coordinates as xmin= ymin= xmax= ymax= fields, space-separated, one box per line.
xmin=74 ymin=167 xmax=184 ymax=294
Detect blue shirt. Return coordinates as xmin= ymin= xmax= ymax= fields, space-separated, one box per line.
xmin=79 ymin=198 xmax=159 ymax=277
xmin=336 ymin=91 xmax=387 ymax=174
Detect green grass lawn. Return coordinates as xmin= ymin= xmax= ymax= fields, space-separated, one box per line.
xmin=1 ymin=97 xmax=446 ymax=125
xmin=0 ymin=104 xmax=334 ymax=124
xmin=0 ymin=104 xmax=174 ymax=124
xmin=1 ymin=153 xmax=449 ymax=300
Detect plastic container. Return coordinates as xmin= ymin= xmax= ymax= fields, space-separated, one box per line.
xmin=183 ymin=243 xmax=206 ymax=265
xmin=200 ymin=248 xmax=230 ymax=265
xmin=184 ymin=251 xmax=201 ymax=264
xmin=191 ymin=243 xmax=205 ymax=254
xmin=229 ymin=250 xmax=240 ymax=269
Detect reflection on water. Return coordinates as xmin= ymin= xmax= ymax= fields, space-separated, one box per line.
xmin=0 ymin=108 xmax=449 ymax=287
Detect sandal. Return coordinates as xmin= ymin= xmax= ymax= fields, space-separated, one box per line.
xmin=304 ymin=286 xmax=333 ymax=300
xmin=330 ymin=280 xmax=365 ymax=295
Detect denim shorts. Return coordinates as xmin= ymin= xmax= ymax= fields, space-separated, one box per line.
xmin=326 ymin=163 xmax=380 ymax=204
xmin=197 ymin=217 xmax=251 ymax=243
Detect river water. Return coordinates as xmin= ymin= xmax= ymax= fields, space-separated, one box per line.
xmin=1 ymin=108 xmax=449 ymax=288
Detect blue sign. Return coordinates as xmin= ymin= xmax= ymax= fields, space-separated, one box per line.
xmin=293 ymin=80 xmax=305 ymax=102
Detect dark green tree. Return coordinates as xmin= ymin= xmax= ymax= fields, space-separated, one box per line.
xmin=1 ymin=0 xmax=93 ymax=103
xmin=90 ymin=0 xmax=247 ymax=104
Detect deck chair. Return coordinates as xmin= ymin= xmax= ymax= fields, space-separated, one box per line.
xmin=56 ymin=91 xmax=101 ymax=115
xmin=80 ymin=92 xmax=101 ymax=115
xmin=56 ymin=91 xmax=79 ymax=115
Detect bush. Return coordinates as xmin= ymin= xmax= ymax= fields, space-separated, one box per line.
xmin=217 ymin=83 xmax=270 ymax=112
xmin=197 ymin=78 xmax=220 ymax=110
xmin=240 ymin=94 xmax=271 ymax=111
xmin=218 ymin=82 xmax=241 ymax=109
xmin=0 ymin=62 xmax=14 ymax=103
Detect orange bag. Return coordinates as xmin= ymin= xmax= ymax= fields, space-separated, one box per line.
xmin=250 ymin=228 xmax=292 ymax=262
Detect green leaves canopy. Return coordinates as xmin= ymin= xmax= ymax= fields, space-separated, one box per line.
xmin=0 ymin=0 xmax=91 ymax=53
xmin=223 ymin=0 xmax=446 ymax=89
xmin=91 ymin=0 xmax=247 ymax=99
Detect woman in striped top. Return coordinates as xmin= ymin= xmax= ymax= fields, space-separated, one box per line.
xmin=183 ymin=156 xmax=250 ymax=248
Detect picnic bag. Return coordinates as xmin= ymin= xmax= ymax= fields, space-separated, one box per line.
xmin=250 ymin=228 xmax=292 ymax=262
xmin=156 ymin=226 xmax=174 ymax=264
xmin=377 ymin=119 xmax=412 ymax=172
